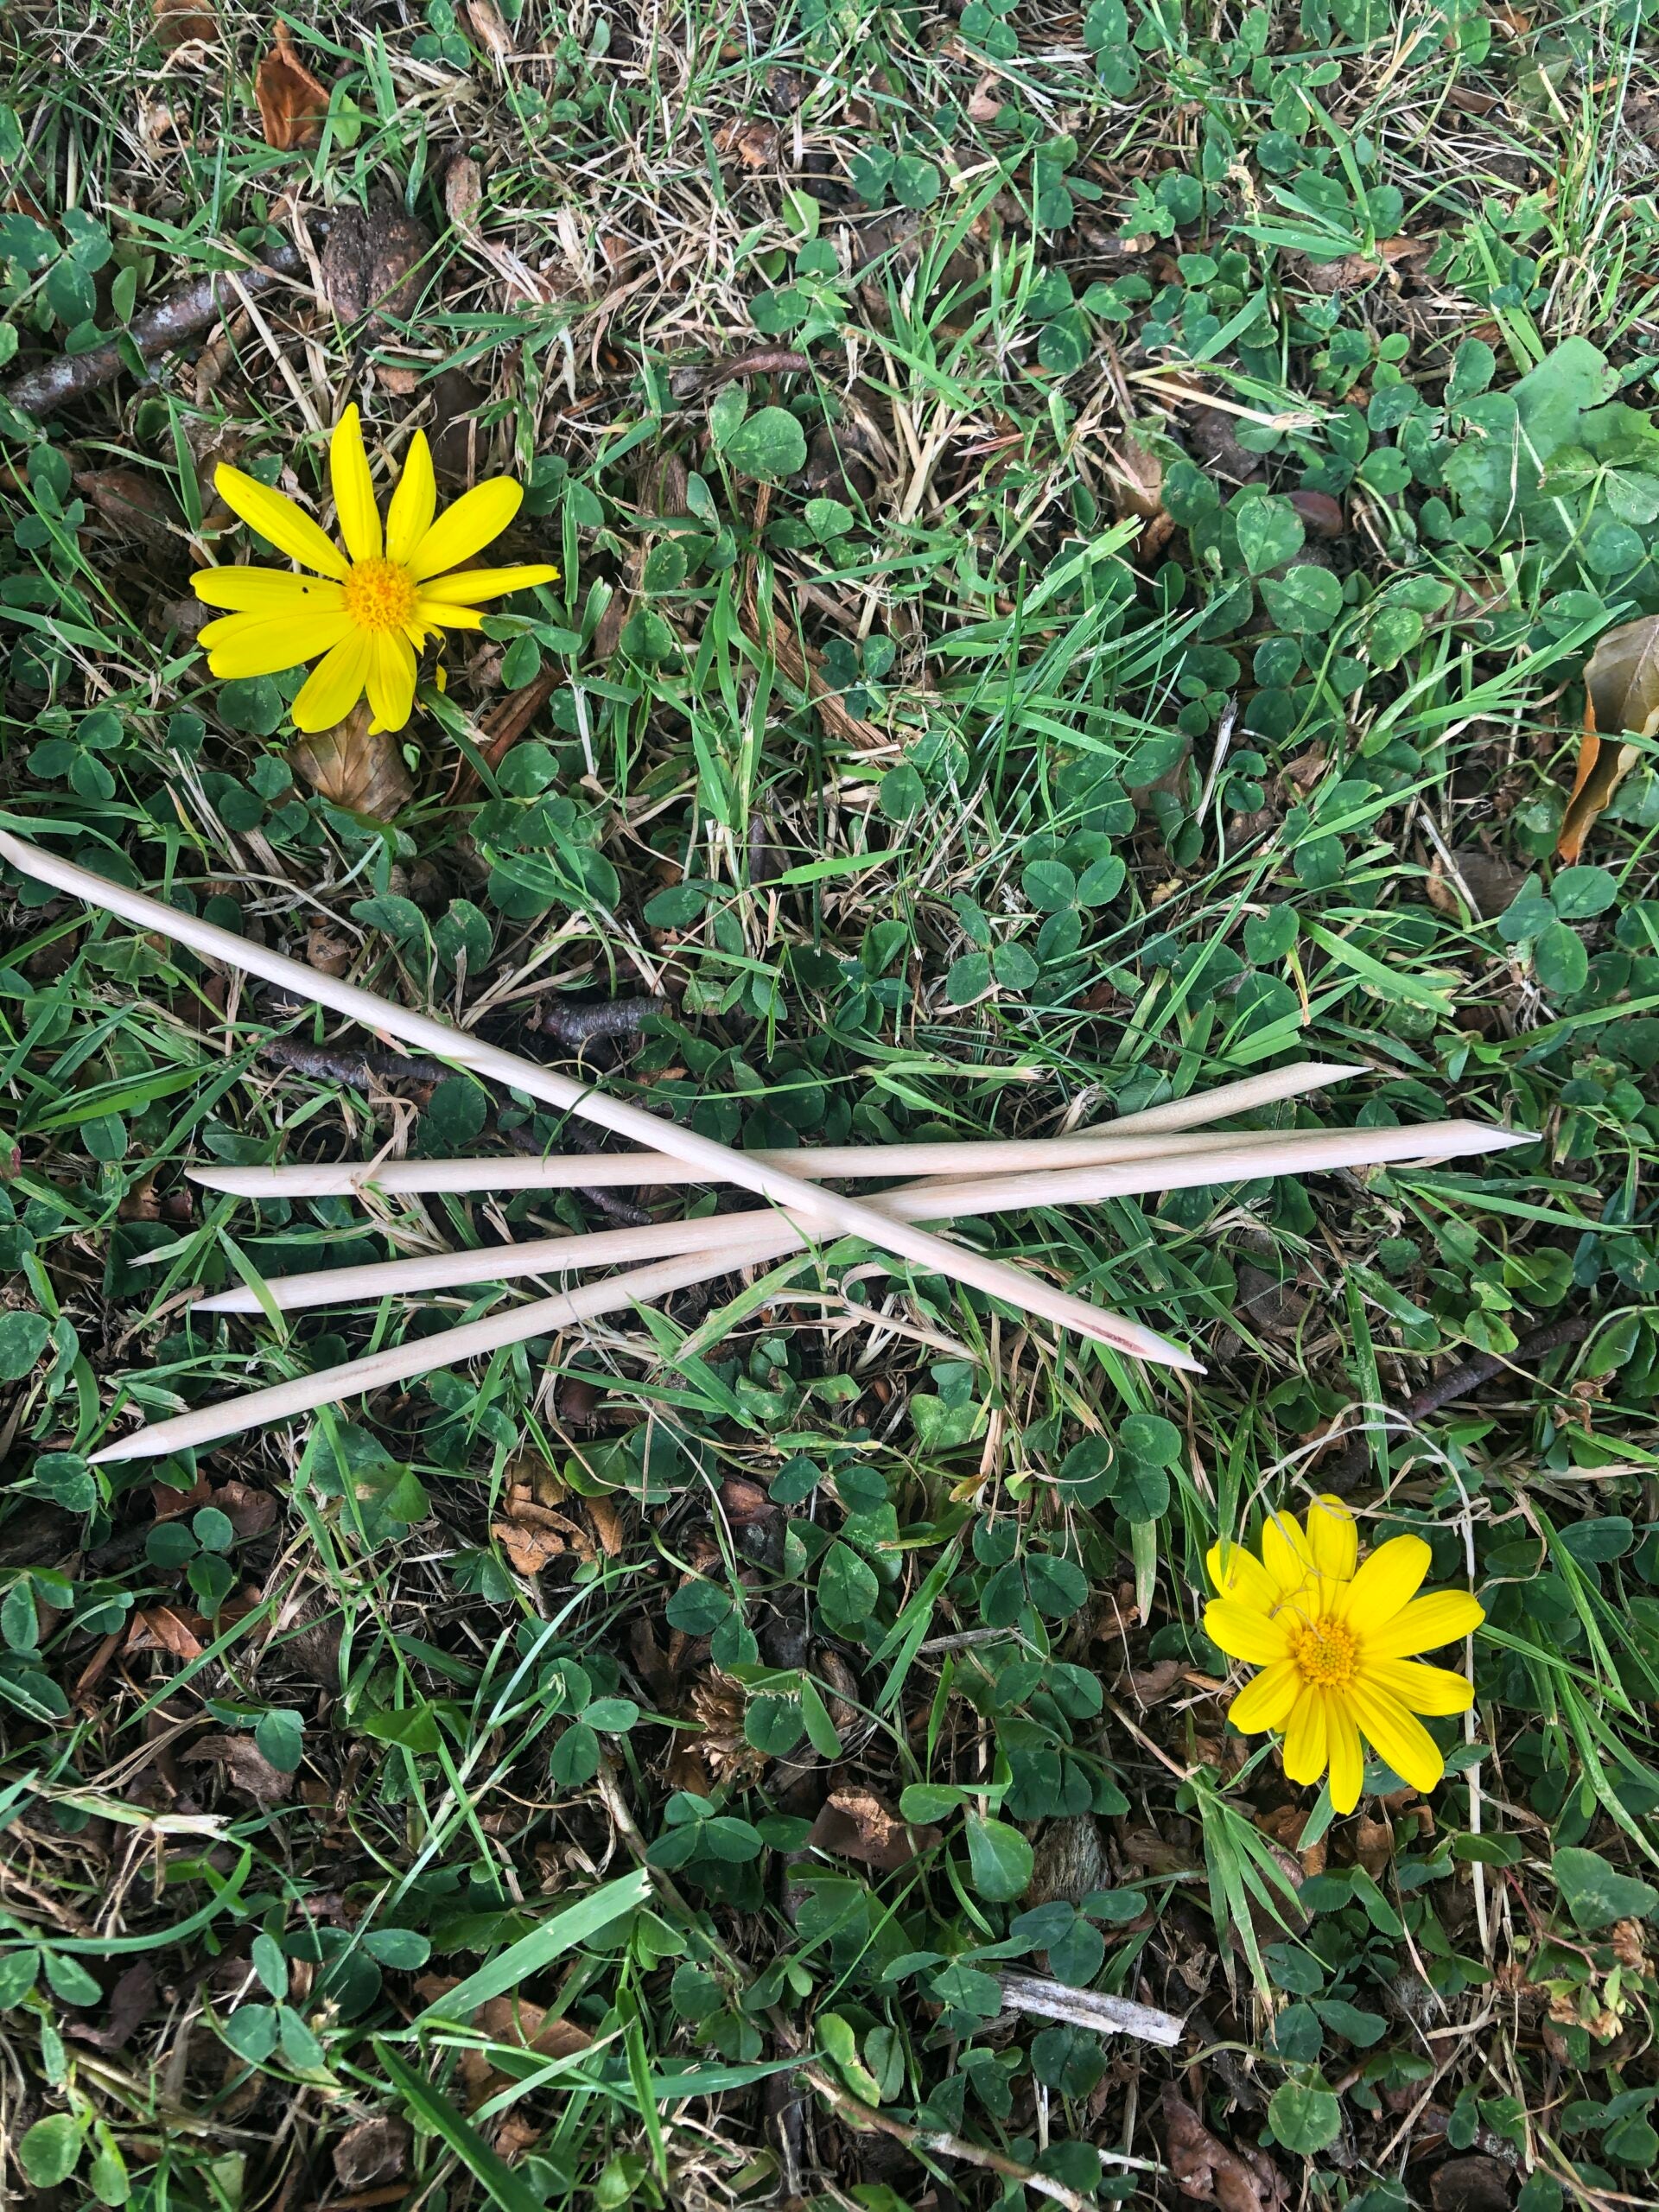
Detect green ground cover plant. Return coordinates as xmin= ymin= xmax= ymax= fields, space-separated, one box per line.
xmin=1 ymin=0 xmax=1659 ymax=2206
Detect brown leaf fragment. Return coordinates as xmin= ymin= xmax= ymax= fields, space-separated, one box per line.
xmin=1352 ymin=1811 xmax=1394 ymax=1880
xmin=806 ymin=1789 xmax=940 ymax=1873
xmin=715 ymin=118 xmax=780 ymax=169
xmin=332 ymin=2116 xmax=410 ymax=2189
xmin=1163 ymin=2088 xmax=1287 ymax=2212
xmin=1120 ymin=1656 xmax=1191 ymax=1706
xmin=66 ymin=1961 xmax=156 ymax=2051
xmin=465 ymin=0 xmax=514 ymax=56
xmin=255 ymin=21 xmax=329 ymax=151
xmin=126 ymin=1605 xmax=207 ymax=1661
xmin=1561 ymin=614 xmax=1656 ymax=859
xmin=216 ymin=1480 xmax=277 ymax=1541
xmin=187 ymin=1732 xmax=292 ymax=1806
xmin=153 ymin=0 xmax=216 ymax=47
xmin=458 ymin=1997 xmax=591 ymax=2107
xmin=1429 ymin=2156 xmax=1512 ymax=2212
xmin=290 ymin=703 xmax=414 ymax=822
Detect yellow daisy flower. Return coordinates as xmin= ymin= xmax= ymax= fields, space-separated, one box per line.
xmin=192 ymin=405 xmax=558 ymax=735
xmin=1205 ymin=1497 xmax=1483 ymax=1815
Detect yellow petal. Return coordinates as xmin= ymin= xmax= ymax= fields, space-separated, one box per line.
xmin=386 ymin=430 xmax=437 ymax=565
xmin=1226 ymin=1658 xmax=1301 ymax=1733
xmin=410 ymin=477 xmax=522 ymax=581
xmin=1326 ymin=1694 xmax=1364 ymax=1813
xmin=193 ymin=568 xmax=346 ymax=614
xmin=1347 ymin=1681 xmax=1445 ymax=1795
xmin=1306 ymin=1494 xmax=1357 ymax=1581
xmin=1205 ymin=1599 xmax=1290 ymax=1666
xmin=365 ymin=631 xmax=416 ymax=733
xmin=1364 ymin=1658 xmax=1475 ymax=1716
xmin=1262 ymin=1509 xmax=1315 ymax=1595
xmin=1362 ymin=1591 xmax=1484 ymax=1662
xmin=415 ymin=601 xmax=485 ymax=630
xmin=330 ymin=404 xmax=382 ymax=563
xmin=214 ymin=463 xmax=348 ymax=578
xmin=293 ymin=631 xmax=373 ymax=733
xmin=1206 ymin=1539 xmax=1281 ymax=1613
xmin=1281 ymin=1686 xmax=1328 ymax=1785
xmin=204 ymin=610 xmax=351 ymax=677
xmin=416 ymin=563 xmax=559 ymax=606
xmin=1340 ymin=1534 xmax=1432 ymax=1631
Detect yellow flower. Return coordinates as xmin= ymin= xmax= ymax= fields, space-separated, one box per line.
xmin=192 ymin=406 xmax=558 ymax=735
xmin=1205 ymin=1497 xmax=1483 ymax=1815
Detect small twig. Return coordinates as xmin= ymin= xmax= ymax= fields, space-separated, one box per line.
xmin=257 ymin=1039 xmax=454 ymax=1090
xmin=997 ymin=1972 xmax=1185 ymax=2048
xmin=2 ymin=245 xmax=307 ymax=418
xmin=1320 ymin=1315 xmax=1594 ymax=1491
xmin=537 ymin=999 xmax=658 ymax=1049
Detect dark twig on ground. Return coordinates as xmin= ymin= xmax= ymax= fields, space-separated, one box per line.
xmin=257 ymin=1038 xmax=454 ymax=1090
xmin=537 ymin=998 xmax=658 ymax=1049
xmin=1321 ymin=1314 xmax=1594 ymax=1491
xmin=2 ymin=245 xmax=308 ymax=417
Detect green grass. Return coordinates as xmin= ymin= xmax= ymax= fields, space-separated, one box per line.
xmin=2 ymin=0 xmax=1659 ymax=2205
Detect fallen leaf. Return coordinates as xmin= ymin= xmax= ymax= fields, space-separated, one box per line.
xmin=66 ymin=1961 xmax=156 ymax=2052
xmin=584 ymin=1494 xmax=626 ymax=1556
xmin=465 ymin=0 xmax=513 ymax=58
xmin=255 ymin=21 xmax=328 ymax=150
xmin=459 ymin=1996 xmax=590 ymax=2107
xmin=1287 ymin=488 xmax=1345 ymax=538
xmin=715 ymin=118 xmax=779 ymax=169
xmin=492 ymin=1480 xmax=590 ymax=1576
xmin=967 ymin=72 xmax=1004 ymax=124
xmin=126 ymin=1605 xmax=207 ymax=1661
xmin=186 ymin=1732 xmax=292 ymax=1806
xmin=153 ymin=0 xmax=216 ymax=47
xmin=718 ymin=1476 xmax=775 ymax=1529
xmin=1163 ymin=2087 xmax=1287 ymax=2212
xmin=1561 ymin=615 xmax=1654 ymax=860
xmin=290 ymin=703 xmax=414 ymax=821
xmin=332 ymin=2116 xmax=410 ymax=2189
xmin=445 ymin=154 xmax=485 ymax=234
xmin=806 ymin=1789 xmax=940 ymax=1873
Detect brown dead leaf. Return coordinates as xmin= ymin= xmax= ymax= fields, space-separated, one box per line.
xmin=187 ymin=1732 xmax=292 ymax=1806
xmin=1163 ymin=2087 xmax=1287 ymax=2212
xmin=290 ymin=703 xmax=414 ymax=822
xmin=715 ymin=118 xmax=780 ymax=169
xmin=458 ymin=1997 xmax=590 ymax=2107
xmin=75 ymin=469 xmax=181 ymax=550
xmin=966 ymin=72 xmax=1004 ymax=124
xmin=1561 ymin=615 xmax=1655 ymax=860
xmin=255 ymin=21 xmax=328 ymax=151
xmin=153 ymin=0 xmax=216 ymax=47
xmin=718 ymin=1476 xmax=775 ymax=1529
xmin=126 ymin=1605 xmax=207 ymax=1661
xmin=493 ymin=1480 xmax=592 ymax=1576
xmin=1287 ymin=489 xmax=1345 ymax=539
xmin=806 ymin=1789 xmax=940 ymax=1873
xmin=584 ymin=1494 xmax=626 ymax=1557
xmin=446 ymin=154 xmax=485 ymax=234
xmin=306 ymin=919 xmax=353 ymax=976
xmin=332 ymin=2116 xmax=410 ymax=2190
xmin=1425 ymin=849 xmax=1528 ymax=921
xmin=216 ymin=1480 xmax=277 ymax=1541
xmin=465 ymin=0 xmax=513 ymax=57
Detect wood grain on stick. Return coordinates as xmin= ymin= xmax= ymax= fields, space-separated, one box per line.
xmin=0 ymin=826 xmax=1193 ymax=1370
xmin=194 ymin=1119 xmax=1528 ymax=1315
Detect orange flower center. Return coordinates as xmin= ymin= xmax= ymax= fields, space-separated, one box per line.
xmin=1292 ymin=1618 xmax=1358 ymax=1690
xmin=342 ymin=556 xmax=418 ymax=633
